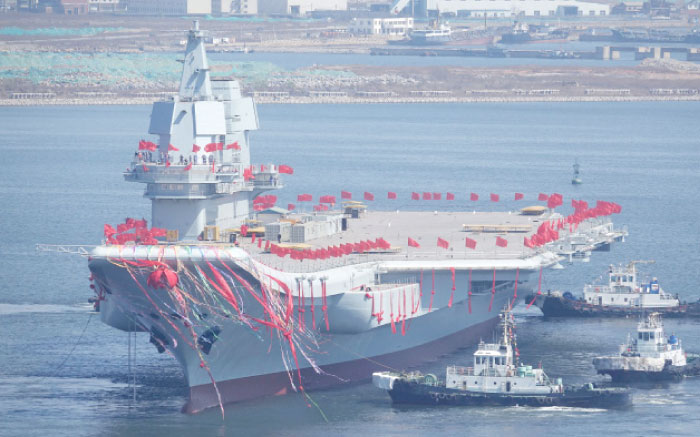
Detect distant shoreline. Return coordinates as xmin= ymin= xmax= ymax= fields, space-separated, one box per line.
xmin=3 ymin=95 xmax=700 ymax=106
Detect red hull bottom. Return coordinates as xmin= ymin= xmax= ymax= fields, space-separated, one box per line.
xmin=184 ymin=316 xmax=499 ymax=413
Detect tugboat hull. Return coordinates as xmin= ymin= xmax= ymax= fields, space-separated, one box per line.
xmin=595 ymin=358 xmax=700 ymax=383
xmin=529 ymin=294 xmax=700 ymax=318
xmin=386 ymin=379 xmax=630 ymax=409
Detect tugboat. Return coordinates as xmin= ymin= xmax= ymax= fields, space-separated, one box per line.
xmin=571 ymin=160 xmax=582 ymax=185
xmin=529 ymin=261 xmax=700 ymax=317
xmin=593 ymin=313 xmax=700 ymax=382
xmin=373 ymin=309 xmax=631 ymax=408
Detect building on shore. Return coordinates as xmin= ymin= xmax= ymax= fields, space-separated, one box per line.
xmin=124 ymin=0 xmax=213 ymax=15
xmin=258 ymin=0 xmax=347 ymax=16
xmin=349 ymin=16 xmax=414 ymax=35
xmin=88 ymin=0 xmax=123 ymax=11
xmin=394 ymin=0 xmax=610 ymax=17
xmin=59 ymin=0 xmax=88 ymax=14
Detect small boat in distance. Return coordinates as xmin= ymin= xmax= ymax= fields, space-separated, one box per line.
xmin=528 ymin=260 xmax=700 ymax=317
xmin=593 ymin=312 xmax=700 ymax=382
xmin=572 ymin=160 xmax=582 ymax=185
xmin=373 ymin=309 xmax=631 ymax=408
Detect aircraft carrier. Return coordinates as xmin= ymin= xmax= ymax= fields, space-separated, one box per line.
xmin=85 ymin=22 xmax=626 ymax=414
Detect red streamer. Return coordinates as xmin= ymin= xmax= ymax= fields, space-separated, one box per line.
xmin=527 ymin=266 xmax=544 ymax=309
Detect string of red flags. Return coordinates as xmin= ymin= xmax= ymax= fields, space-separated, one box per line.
xmin=278 ymin=164 xmax=293 ymax=174
xmin=103 ymin=218 xmax=166 ymax=245
xmin=511 ymin=268 xmax=520 ymax=309
xmin=488 ymin=268 xmax=496 ymax=312
xmin=527 ymin=266 xmax=544 ymax=309
xmin=448 ymin=267 xmax=456 ymax=308
xmin=268 ymin=237 xmax=392 ymax=261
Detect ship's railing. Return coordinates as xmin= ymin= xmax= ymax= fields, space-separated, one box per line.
xmin=35 ymin=244 xmax=96 ymax=256
xmin=447 ymin=365 xmax=475 ymax=376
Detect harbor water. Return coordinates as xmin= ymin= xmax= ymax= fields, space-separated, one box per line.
xmin=1 ymin=102 xmax=699 ymax=436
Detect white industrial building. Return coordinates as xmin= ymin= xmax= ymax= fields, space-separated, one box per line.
xmin=125 ymin=0 xmax=213 ymax=14
xmin=392 ymin=0 xmax=610 ymax=17
xmin=258 ymin=0 xmax=347 ymax=16
xmin=349 ymin=17 xmax=414 ymax=35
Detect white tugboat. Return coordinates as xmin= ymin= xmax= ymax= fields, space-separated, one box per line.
xmin=593 ymin=313 xmax=700 ymax=382
xmin=373 ymin=309 xmax=630 ymax=408
xmin=530 ymin=261 xmax=700 ymax=317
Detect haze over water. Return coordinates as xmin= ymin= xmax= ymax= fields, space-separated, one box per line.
xmin=1 ymin=102 xmax=699 ymax=436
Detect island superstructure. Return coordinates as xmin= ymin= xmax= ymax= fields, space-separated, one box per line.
xmin=86 ymin=22 xmax=627 ymax=414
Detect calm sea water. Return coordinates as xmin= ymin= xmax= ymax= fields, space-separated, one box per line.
xmin=1 ymin=102 xmax=700 ymax=436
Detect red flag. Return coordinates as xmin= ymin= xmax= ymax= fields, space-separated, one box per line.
xmin=297 ymin=194 xmax=312 ymax=202
xmin=515 ymin=193 xmax=524 ymax=200
xmin=496 ymin=236 xmax=508 ymax=247
xmin=165 ymin=160 xmax=171 ymax=168
xmin=408 ymin=237 xmax=420 ymax=248
xmin=211 ymin=160 xmax=216 ymax=173
xmin=446 ymin=192 xmax=455 ymax=201
xmin=437 ymin=237 xmax=449 ymax=249
xmin=387 ymin=192 xmax=397 ymax=199
xmin=243 ymin=167 xmax=254 ymax=181
xmin=319 ymin=195 xmax=336 ymax=204
xmin=538 ymin=193 xmax=549 ymax=201
xmin=411 ymin=192 xmax=420 ymax=200
xmin=433 ymin=192 xmax=442 ymax=200
xmin=465 ymin=237 xmax=477 ymax=249
xmin=168 ymin=144 xmax=179 ymax=151
xmin=103 ymin=224 xmax=116 ymax=237
xmin=470 ymin=193 xmax=479 ymax=201
xmin=287 ymin=203 xmax=295 ymax=211
xmin=142 ymin=164 xmax=149 ymax=172
xmin=341 ymin=190 xmax=352 ymax=200
xmin=364 ymin=192 xmax=374 ymax=201
xmin=192 ymin=144 xmax=201 ymax=153
xmin=216 ymin=142 xmax=224 ymax=151
xmin=278 ymin=164 xmax=293 ymax=174
xmin=240 ymin=225 xmax=248 ymax=237
xmin=226 ymin=142 xmax=241 ymax=150
xmin=183 ymin=163 xmax=192 ymax=171
xmin=490 ymin=193 xmax=499 ymax=202
xmin=421 ymin=192 xmax=431 ymax=200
